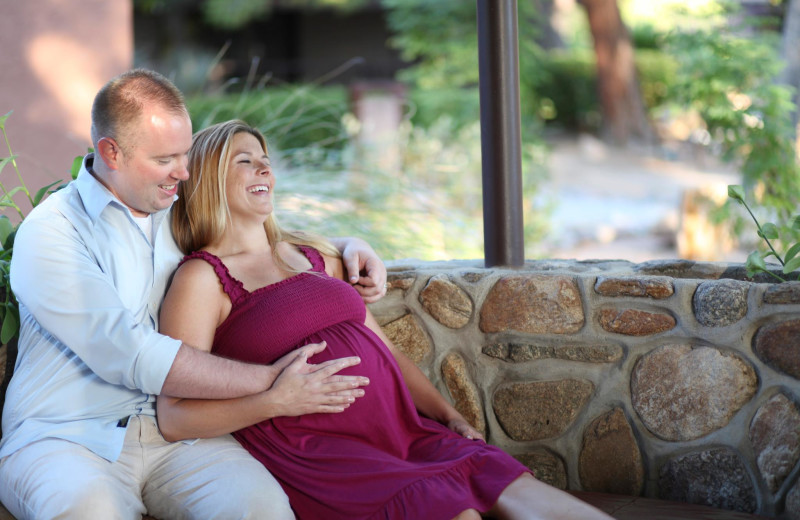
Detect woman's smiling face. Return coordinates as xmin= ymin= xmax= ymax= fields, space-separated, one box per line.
xmin=225 ymin=131 xmax=275 ymax=223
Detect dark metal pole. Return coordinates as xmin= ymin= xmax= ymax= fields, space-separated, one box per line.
xmin=477 ymin=0 xmax=524 ymax=267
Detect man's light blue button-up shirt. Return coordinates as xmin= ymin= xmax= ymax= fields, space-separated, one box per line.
xmin=0 ymin=155 xmax=183 ymax=462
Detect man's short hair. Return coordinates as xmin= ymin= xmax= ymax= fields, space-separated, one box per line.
xmin=90 ymin=69 xmax=188 ymax=152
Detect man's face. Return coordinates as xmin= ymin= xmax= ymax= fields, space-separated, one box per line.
xmin=110 ymin=103 xmax=192 ymax=217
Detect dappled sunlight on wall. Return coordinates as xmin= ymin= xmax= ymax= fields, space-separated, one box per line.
xmin=26 ymin=34 xmax=102 ymax=143
xmin=0 ymin=0 xmax=131 ymax=208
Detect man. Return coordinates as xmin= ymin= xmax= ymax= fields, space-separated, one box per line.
xmin=0 ymin=69 xmax=383 ymax=519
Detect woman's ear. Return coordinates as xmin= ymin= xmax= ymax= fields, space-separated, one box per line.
xmin=96 ymin=137 xmax=122 ymax=171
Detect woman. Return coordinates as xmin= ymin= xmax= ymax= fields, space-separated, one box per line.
xmin=158 ymin=120 xmax=613 ymax=520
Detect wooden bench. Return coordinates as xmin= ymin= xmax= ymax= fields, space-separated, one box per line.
xmin=570 ymin=491 xmax=771 ymax=519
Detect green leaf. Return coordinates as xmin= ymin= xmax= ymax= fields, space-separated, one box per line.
xmin=32 ymin=180 xmax=63 ymax=206
xmin=2 ymin=229 xmax=15 ymax=252
xmin=70 ymin=155 xmax=83 ymax=180
xmin=1 ymin=309 xmax=18 ymax=344
xmin=0 ymin=154 xmax=18 ymax=176
xmin=746 ymin=250 xmax=768 ymax=275
xmin=792 ymin=215 xmax=800 ymax=232
xmin=760 ymin=222 xmax=780 ymax=239
xmin=0 ymin=186 xmax=26 ymax=205
xmin=727 ymin=184 xmax=745 ymax=203
xmin=783 ymin=255 xmax=800 ymax=274
xmin=785 ymin=243 xmax=800 ymax=264
xmin=0 ymin=110 xmax=12 ymax=130
xmin=0 ymin=216 xmax=13 ymax=247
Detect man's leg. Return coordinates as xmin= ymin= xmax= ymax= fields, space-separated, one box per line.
xmin=141 ymin=417 xmax=293 ymax=520
xmin=0 ymin=438 xmax=147 ymax=520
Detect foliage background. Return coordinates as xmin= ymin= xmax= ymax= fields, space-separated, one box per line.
xmin=132 ymin=0 xmax=799 ymax=262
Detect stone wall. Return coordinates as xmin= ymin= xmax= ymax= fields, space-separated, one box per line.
xmin=369 ymin=258 xmax=800 ymax=519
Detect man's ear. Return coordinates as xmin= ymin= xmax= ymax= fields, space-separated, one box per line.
xmin=96 ymin=137 xmax=122 ymax=171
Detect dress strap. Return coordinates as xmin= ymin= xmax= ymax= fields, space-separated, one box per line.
xmin=179 ymin=250 xmax=248 ymax=305
xmin=297 ymin=245 xmax=326 ymax=273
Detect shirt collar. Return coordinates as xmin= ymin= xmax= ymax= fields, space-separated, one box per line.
xmin=75 ymin=153 xmax=174 ymax=226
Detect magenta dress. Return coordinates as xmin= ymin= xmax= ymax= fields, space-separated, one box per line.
xmin=182 ymin=247 xmax=529 ymax=520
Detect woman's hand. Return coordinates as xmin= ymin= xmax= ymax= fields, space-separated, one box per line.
xmin=447 ymin=417 xmax=485 ymax=442
xmin=271 ymin=341 xmax=328 ymax=373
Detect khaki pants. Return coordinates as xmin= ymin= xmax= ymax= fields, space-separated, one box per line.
xmin=0 ymin=416 xmax=293 ymax=520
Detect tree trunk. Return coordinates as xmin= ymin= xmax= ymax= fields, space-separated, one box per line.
xmin=779 ymin=0 xmax=800 ymax=160
xmin=577 ymin=0 xmax=653 ymax=145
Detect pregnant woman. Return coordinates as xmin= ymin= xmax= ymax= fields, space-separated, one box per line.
xmin=157 ymin=120 xmax=613 ymax=520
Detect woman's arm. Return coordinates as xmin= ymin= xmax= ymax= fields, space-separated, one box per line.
xmin=363 ymin=310 xmax=483 ymax=440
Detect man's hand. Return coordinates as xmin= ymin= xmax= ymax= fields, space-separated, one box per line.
xmin=339 ymin=237 xmax=387 ymax=303
xmin=266 ymin=341 xmax=370 ymax=417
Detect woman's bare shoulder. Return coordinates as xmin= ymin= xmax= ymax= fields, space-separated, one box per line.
xmin=169 ymin=254 xmax=224 ymax=295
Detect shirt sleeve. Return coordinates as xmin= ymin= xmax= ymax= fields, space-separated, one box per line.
xmin=10 ymin=207 xmax=181 ymax=395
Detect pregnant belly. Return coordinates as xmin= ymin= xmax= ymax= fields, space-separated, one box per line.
xmin=272 ymin=322 xmax=419 ymax=445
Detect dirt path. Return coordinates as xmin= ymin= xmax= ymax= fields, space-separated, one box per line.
xmin=541 ymin=134 xmax=748 ymax=262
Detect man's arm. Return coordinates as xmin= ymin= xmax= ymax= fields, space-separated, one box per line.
xmin=160 ymin=343 xmax=277 ymax=398
xmin=329 ymin=236 xmax=387 ymax=303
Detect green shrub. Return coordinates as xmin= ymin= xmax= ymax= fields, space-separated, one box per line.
xmin=728 ymin=185 xmax=800 ymax=281
xmin=383 ymin=0 xmax=546 ymax=127
xmin=630 ymin=22 xmax=665 ymax=50
xmin=406 ymin=88 xmax=480 ymax=133
xmin=0 ymin=112 xmax=78 ymax=344
xmin=665 ymin=27 xmax=800 ymax=231
xmin=635 ymin=49 xmax=679 ymax=110
xmin=186 ymin=85 xmax=350 ymax=168
xmin=537 ymin=49 xmax=598 ymax=131
xmin=536 ymin=48 xmax=678 ymax=131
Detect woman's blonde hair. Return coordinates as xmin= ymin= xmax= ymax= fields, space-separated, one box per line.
xmin=172 ymin=119 xmax=340 ymax=266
